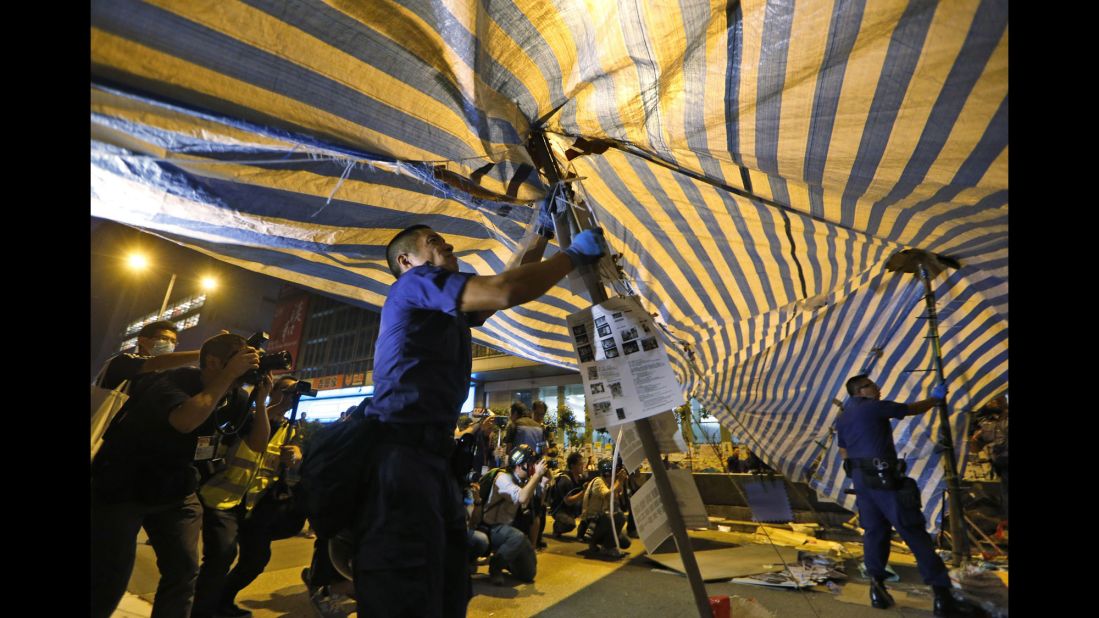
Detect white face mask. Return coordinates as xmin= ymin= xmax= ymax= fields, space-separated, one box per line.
xmin=149 ymin=340 xmax=176 ymax=356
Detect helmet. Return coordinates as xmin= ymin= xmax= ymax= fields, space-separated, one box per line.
xmin=597 ymin=458 xmax=614 ymax=477
xmin=509 ymin=444 xmax=537 ymax=469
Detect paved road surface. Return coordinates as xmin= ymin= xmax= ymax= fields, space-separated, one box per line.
xmin=119 ymin=527 xmax=940 ymax=617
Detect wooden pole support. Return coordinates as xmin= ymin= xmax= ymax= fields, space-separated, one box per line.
xmin=527 ymin=130 xmax=711 ymax=618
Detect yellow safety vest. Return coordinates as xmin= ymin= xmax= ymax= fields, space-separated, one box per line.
xmin=199 ymin=421 xmax=293 ymax=511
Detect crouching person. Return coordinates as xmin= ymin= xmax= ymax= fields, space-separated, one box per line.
xmin=581 ymin=459 xmax=631 ymax=556
xmin=548 ymin=452 xmax=587 ymax=538
xmin=480 ymin=445 xmax=546 ymax=585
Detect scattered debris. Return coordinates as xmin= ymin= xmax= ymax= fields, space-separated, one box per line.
xmin=751 ymin=525 xmax=850 ymax=556
xmin=788 ymin=522 xmax=820 ymax=535
xmin=730 ymin=571 xmax=808 ymax=589
xmin=950 ymin=563 xmax=1009 ymax=617
xmin=730 ymin=553 xmax=847 ymax=590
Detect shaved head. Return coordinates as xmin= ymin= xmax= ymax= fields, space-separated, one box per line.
xmin=386 ymin=225 xmax=430 ymax=278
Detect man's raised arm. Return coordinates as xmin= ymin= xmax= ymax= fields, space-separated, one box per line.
xmin=168 ymin=348 xmax=259 ymax=434
xmin=141 ymin=350 xmax=201 ymax=373
xmin=460 ymin=229 xmax=604 ymax=314
xmin=904 ymin=383 xmax=948 ymax=417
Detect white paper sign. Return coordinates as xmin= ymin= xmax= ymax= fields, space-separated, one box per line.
xmin=632 ymin=469 xmax=711 ymax=553
xmin=567 ymin=296 xmax=683 ymax=429
xmin=616 ymin=412 xmax=687 ymax=473
xmin=632 ymin=473 xmax=674 ymax=552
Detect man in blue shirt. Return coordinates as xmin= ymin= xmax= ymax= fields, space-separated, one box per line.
xmin=837 ymin=374 xmax=971 ymax=617
xmin=354 ymin=221 xmax=604 ymax=617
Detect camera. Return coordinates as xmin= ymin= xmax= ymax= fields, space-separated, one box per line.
xmin=290 ymin=379 xmax=318 ymax=398
xmin=492 ymin=415 xmax=509 ymax=428
xmin=241 ymin=331 xmax=293 ymax=384
xmin=546 ymin=458 xmax=558 ymax=470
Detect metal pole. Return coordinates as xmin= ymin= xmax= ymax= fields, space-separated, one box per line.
xmin=158 ymin=273 xmax=177 ymax=319
xmin=916 ymin=264 xmax=968 ymax=566
xmin=528 ymin=131 xmax=712 ymax=618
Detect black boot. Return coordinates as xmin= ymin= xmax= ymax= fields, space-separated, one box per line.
xmin=869 ymin=577 xmax=895 ymax=609
xmin=933 ymin=585 xmax=976 ymax=617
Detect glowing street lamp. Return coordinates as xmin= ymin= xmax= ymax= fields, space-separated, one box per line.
xmin=124 ymin=251 xmax=209 ymax=319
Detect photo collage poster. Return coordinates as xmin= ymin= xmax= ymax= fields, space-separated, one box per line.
xmin=566 ymin=296 xmax=683 ymax=430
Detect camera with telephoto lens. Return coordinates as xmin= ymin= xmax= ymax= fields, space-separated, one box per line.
xmin=241 ymin=331 xmax=293 ymax=384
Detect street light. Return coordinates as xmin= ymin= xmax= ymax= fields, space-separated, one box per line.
xmin=125 ymin=251 xmax=214 ymax=319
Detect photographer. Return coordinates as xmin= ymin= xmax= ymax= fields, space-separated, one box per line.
xmin=580 ymin=459 xmax=631 ymax=556
xmin=96 ymin=320 xmax=205 ymax=390
xmin=91 ymin=333 xmax=261 ymax=618
xmin=481 ymin=444 xmax=546 ymax=586
xmin=192 ymin=375 xmax=307 ymax=618
xmin=503 ymin=402 xmax=549 ymax=549
xmin=548 ymin=452 xmax=587 ymax=538
xmin=455 ymin=411 xmax=494 ymax=478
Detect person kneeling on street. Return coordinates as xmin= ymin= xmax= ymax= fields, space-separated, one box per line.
xmin=580 ymin=459 xmax=631 ymax=556
xmin=480 ymin=444 xmax=546 ymax=586
xmin=548 ymin=452 xmax=587 ymax=538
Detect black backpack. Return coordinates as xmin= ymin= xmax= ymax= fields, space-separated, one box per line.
xmin=546 ymin=471 xmax=570 ymax=511
xmin=296 ymin=398 xmax=378 ymax=538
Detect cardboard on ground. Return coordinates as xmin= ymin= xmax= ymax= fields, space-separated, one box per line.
xmin=633 ymin=469 xmax=711 ymax=552
xmin=646 ymin=544 xmax=798 ymax=582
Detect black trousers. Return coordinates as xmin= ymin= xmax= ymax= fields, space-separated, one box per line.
xmin=193 ymin=501 xmax=279 ymax=614
xmin=90 ymin=492 xmax=202 ymax=618
xmin=354 ymin=442 xmax=470 ymax=618
xmin=307 ymin=535 xmax=345 ymax=587
xmin=588 ymin=512 xmax=628 ymax=550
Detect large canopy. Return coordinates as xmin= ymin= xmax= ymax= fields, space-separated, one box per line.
xmin=91 ymin=0 xmax=1008 ymax=529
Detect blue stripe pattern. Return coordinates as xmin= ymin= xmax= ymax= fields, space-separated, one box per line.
xmin=91 ymin=0 xmax=1007 ymax=532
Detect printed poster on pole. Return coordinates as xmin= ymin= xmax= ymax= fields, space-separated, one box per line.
xmin=566 ymin=296 xmax=683 ymax=430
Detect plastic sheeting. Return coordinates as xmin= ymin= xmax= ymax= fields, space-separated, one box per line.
xmin=90 ymin=0 xmax=1008 ymax=532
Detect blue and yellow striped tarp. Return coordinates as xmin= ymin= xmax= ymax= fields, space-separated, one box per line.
xmin=91 ymin=0 xmax=1007 ymax=531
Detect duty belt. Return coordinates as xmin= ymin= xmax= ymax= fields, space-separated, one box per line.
xmin=848 ymin=457 xmax=906 ymax=475
xmin=375 ymin=422 xmax=455 ymax=459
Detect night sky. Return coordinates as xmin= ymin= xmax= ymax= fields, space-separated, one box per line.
xmin=90 ymin=217 xmax=289 ymax=378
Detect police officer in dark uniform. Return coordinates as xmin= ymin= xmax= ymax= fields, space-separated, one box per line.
xmin=353 ymin=218 xmax=604 ymax=617
xmin=836 ymin=374 xmax=972 ymax=617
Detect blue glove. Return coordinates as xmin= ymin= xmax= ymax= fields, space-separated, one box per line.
xmin=535 ymin=195 xmax=557 ymax=239
xmin=563 ymin=229 xmax=605 ymax=267
xmin=931 ymin=383 xmax=948 ymax=400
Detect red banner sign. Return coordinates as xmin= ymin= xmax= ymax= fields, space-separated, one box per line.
xmin=267 ymin=295 xmax=310 ymax=371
